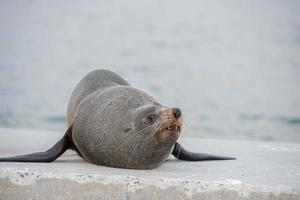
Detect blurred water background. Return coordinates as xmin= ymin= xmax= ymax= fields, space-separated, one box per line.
xmin=0 ymin=0 xmax=300 ymax=142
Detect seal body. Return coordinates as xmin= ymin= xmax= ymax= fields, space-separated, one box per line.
xmin=67 ymin=70 xmax=179 ymax=169
xmin=0 ymin=69 xmax=235 ymax=168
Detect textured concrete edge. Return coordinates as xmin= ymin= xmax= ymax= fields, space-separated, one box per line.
xmin=0 ymin=168 xmax=299 ymax=200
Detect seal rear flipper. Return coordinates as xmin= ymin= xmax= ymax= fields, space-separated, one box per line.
xmin=172 ymin=142 xmax=236 ymax=161
xmin=0 ymin=126 xmax=74 ymax=162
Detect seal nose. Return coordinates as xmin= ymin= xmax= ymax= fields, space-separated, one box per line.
xmin=173 ymin=108 xmax=181 ymax=119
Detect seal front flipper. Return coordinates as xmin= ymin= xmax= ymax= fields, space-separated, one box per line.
xmin=172 ymin=142 xmax=236 ymax=161
xmin=0 ymin=126 xmax=76 ymax=162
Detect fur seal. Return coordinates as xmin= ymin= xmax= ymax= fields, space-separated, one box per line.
xmin=0 ymin=69 xmax=235 ymax=169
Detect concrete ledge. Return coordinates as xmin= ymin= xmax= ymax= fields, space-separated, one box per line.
xmin=0 ymin=128 xmax=299 ymax=200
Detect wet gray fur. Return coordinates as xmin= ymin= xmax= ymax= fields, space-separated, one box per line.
xmin=67 ymin=69 xmax=173 ymax=169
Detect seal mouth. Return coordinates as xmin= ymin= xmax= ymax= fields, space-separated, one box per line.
xmin=165 ymin=125 xmax=181 ymax=131
xmin=159 ymin=123 xmax=181 ymax=142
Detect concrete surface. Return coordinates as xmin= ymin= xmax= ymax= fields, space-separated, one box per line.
xmin=0 ymin=128 xmax=299 ymax=200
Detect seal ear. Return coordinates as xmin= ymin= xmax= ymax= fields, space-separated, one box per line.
xmin=124 ymin=122 xmax=134 ymax=133
xmin=0 ymin=126 xmax=76 ymax=162
xmin=172 ymin=142 xmax=236 ymax=161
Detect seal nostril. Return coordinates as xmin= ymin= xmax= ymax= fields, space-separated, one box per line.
xmin=173 ymin=108 xmax=181 ymax=119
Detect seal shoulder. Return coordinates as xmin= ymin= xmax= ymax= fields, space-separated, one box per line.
xmin=67 ymin=69 xmax=130 ymax=126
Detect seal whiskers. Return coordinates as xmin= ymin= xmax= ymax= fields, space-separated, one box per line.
xmin=125 ymin=123 xmax=162 ymax=168
xmin=113 ymin=122 xmax=158 ymax=153
xmin=111 ymin=123 xmax=157 ymax=167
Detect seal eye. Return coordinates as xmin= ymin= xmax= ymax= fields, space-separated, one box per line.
xmin=146 ymin=113 xmax=156 ymax=122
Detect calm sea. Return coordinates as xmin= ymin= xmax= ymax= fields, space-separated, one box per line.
xmin=0 ymin=0 xmax=299 ymax=142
